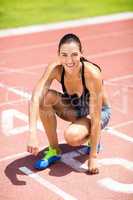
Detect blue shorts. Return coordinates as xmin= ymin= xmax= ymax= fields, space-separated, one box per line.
xmin=76 ymin=105 xmax=111 ymax=129
xmin=61 ymin=93 xmax=111 ymax=129
xmin=101 ymin=105 xmax=111 ymax=129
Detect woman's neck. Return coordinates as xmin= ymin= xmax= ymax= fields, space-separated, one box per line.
xmin=65 ymin=63 xmax=82 ymax=80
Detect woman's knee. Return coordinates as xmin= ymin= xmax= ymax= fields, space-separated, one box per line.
xmin=64 ymin=122 xmax=89 ymax=146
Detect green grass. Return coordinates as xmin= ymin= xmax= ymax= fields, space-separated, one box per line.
xmin=0 ymin=0 xmax=133 ymax=29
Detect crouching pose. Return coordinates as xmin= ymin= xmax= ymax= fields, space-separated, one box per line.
xmin=27 ymin=33 xmax=111 ymax=174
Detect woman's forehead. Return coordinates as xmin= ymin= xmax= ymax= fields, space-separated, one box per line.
xmin=60 ymin=42 xmax=80 ymax=53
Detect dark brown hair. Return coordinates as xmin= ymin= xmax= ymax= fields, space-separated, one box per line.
xmin=58 ymin=33 xmax=101 ymax=71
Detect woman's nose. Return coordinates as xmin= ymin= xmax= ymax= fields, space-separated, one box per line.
xmin=66 ymin=56 xmax=73 ymax=63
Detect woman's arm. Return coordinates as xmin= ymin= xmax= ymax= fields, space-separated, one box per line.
xmin=27 ymin=63 xmax=58 ymax=155
xmin=85 ymin=64 xmax=103 ymax=173
xmin=88 ymin=75 xmax=102 ymax=158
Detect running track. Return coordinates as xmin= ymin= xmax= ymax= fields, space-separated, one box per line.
xmin=0 ymin=16 xmax=133 ymax=200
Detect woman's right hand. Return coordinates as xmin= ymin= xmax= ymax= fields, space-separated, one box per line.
xmin=27 ymin=136 xmax=39 ymax=156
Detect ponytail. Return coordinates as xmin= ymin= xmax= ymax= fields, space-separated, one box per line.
xmin=80 ymin=57 xmax=102 ymax=72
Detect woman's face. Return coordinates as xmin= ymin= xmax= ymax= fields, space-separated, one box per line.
xmin=59 ymin=42 xmax=82 ymax=74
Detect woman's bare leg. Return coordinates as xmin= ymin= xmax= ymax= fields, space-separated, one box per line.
xmin=39 ymin=89 xmax=77 ymax=150
xmin=64 ymin=117 xmax=91 ymax=146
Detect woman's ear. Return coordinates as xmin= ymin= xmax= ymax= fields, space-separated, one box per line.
xmin=80 ymin=50 xmax=83 ymax=57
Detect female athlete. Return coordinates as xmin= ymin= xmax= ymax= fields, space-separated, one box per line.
xmin=27 ymin=33 xmax=111 ymax=175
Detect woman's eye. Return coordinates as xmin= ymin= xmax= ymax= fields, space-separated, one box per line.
xmin=62 ymin=54 xmax=67 ymax=57
xmin=72 ymin=53 xmax=78 ymax=56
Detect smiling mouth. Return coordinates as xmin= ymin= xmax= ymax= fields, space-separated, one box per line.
xmin=67 ymin=64 xmax=74 ymax=68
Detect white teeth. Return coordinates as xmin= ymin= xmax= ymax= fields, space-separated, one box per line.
xmin=67 ymin=65 xmax=74 ymax=67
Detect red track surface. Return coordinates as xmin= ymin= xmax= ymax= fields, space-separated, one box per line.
xmin=0 ymin=19 xmax=133 ymax=200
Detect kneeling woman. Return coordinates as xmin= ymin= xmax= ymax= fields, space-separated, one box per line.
xmin=27 ymin=33 xmax=111 ymax=175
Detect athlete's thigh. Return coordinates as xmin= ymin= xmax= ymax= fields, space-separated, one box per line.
xmin=66 ymin=117 xmax=91 ymax=138
xmin=48 ymin=89 xmax=77 ymax=122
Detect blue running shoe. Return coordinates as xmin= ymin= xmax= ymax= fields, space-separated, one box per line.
xmin=81 ymin=140 xmax=102 ymax=155
xmin=34 ymin=147 xmax=61 ymax=170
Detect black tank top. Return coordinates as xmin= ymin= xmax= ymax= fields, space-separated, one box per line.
xmin=61 ymin=61 xmax=90 ymax=109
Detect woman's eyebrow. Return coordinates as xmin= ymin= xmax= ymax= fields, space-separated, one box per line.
xmin=61 ymin=52 xmax=78 ymax=54
xmin=60 ymin=52 xmax=68 ymax=55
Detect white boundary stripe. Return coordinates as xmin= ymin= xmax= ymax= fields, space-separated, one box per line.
xmin=0 ymin=151 xmax=29 ymax=162
xmin=99 ymin=158 xmax=133 ymax=170
xmin=19 ymin=167 xmax=77 ymax=200
xmin=105 ymin=128 xmax=133 ymax=143
xmin=106 ymin=74 xmax=133 ymax=82
xmin=98 ymin=178 xmax=133 ymax=193
xmin=0 ymin=12 xmax=133 ymax=38
xmin=111 ymin=120 xmax=133 ymax=129
xmin=0 ymin=64 xmax=46 ymax=72
xmin=1 ymin=73 xmax=133 ymax=101
xmin=0 ymin=48 xmax=133 ymax=76
xmin=1 ymin=29 xmax=133 ymax=54
xmin=0 ymin=82 xmax=31 ymax=100
xmin=88 ymin=47 xmax=133 ymax=59
xmin=0 ymin=145 xmax=47 ymax=162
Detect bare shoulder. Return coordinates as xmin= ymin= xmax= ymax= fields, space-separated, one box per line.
xmin=84 ymin=61 xmax=102 ymax=82
xmin=41 ymin=61 xmax=63 ymax=82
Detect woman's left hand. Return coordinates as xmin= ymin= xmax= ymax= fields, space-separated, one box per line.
xmin=87 ymin=157 xmax=99 ymax=175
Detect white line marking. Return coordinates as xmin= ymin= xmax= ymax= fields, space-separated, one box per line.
xmin=0 ymin=151 xmax=29 ymax=162
xmin=105 ymin=128 xmax=133 ymax=143
xmin=0 ymin=64 xmax=46 ymax=72
xmin=1 ymin=147 xmax=133 ymax=193
xmin=98 ymin=178 xmax=133 ymax=193
xmin=88 ymin=47 xmax=133 ymax=59
xmin=1 ymin=29 xmax=133 ymax=54
xmin=1 ymin=73 xmax=133 ymax=102
xmin=99 ymin=158 xmax=133 ymax=170
xmin=0 ymin=70 xmax=38 ymax=76
xmin=19 ymin=166 xmax=77 ymax=200
xmin=62 ymin=151 xmax=133 ymax=194
xmin=107 ymin=74 xmax=133 ymax=82
xmin=0 ymin=12 xmax=133 ymax=37
xmin=1 ymin=108 xmax=51 ymax=136
xmin=61 ymin=149 xmax=86 ymax=172
xmin=0 ymin=141 xmax=65 ymax=162
xmin=0 ymin=99 xmax=27 ymax=107
xmin=0 ymin=83 xmax=31 ymax=100
xmin=98 ymin=158 xmax=133 ymax=193
xmin=111 ymin=120 xmax=133 ymax=129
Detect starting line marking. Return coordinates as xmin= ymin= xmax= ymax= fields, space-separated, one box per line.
xmin=98 ymin=178 xmax=133 ymax=193
xmin=19 ymin=166 xmax=77 ymax=200
xmin=1 ymin=145 xmax=133 ymax=194
xmin=19 ymin=149 xmax=133 ymax=195
xmin=61 ymin=150 xmax=133 ymax=194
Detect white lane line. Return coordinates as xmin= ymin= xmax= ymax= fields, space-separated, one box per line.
xmin=1 ymin=73 xmax=133 ymax=102
xmin=0 ymin=99 xmax=28 ymax=107
xmin=0 ymin=64 xmax=46 ymax=72
xmin=0 ymin=12 xmax=133 ymax=38
xmin=0 ymin=139 xmax=65 ymax=162
xmin=88 ymin=47 xmax=133 ymax=59
xmin=98 ymin=158 xmax=133 ymax=170
xmin=91 ymin=158 xmax=133 ymax=192
xmin=111 ymin=120 xmax=133 ymax=129
xmin=105 ymin=128 xmax=133 ymax=143
xmin=0 ymin=82 xmax=31 ymax=100
xmin=98 ymin=178 xmax=133 ymax=193
xmin=0 ymin=49 xmax=133 ymax=77
xmin=19 ymin=166 xmax=77 ymax=200
xmin=0 ymin=151 xmax=29 ymax=162
xmin=1 ymin=29 xmax=133 ymax=54
xmin=0 ymin=70 xmax=38 ymax=76
xmin=106 ymin=74 xmax=133 ymax=82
